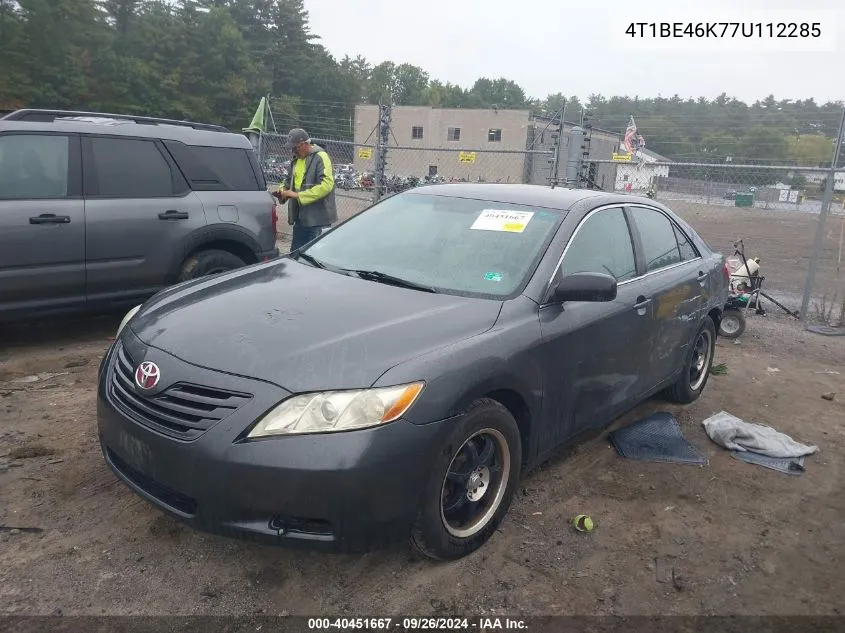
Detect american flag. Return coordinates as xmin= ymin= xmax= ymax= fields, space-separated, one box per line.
xmin=623 ymin=116 xmax=645 ymax=154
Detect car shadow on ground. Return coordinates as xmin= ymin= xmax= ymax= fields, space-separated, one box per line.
xmin=0 ymin=311 xmax=124 ymax=355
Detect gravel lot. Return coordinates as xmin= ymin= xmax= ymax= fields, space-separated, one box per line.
xmin=1 ymin=200 xmax=844 ymax=616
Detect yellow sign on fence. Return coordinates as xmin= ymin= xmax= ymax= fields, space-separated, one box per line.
xmin=612 ymin=152 xmax=633 ymax=162
xmin=458 ymin=151 xmax=477 ymax=164
xmin=358 ymin=147 xmax=373 ymax=159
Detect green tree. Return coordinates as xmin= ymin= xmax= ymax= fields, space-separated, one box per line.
xmin=467 ymin=78 xmax=529 ymax=109
xmin=787 ymin=134 xmax=834 ymax=167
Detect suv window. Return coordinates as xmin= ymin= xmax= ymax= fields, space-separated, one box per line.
xmin=559 ymin=207 xmax=637 ymax=282
xmin=90 ymin=137 xmax=175 ymax=198
xmin=0 ymin=134 xmax=69 ymax=199
xmin=163 ymin=141 xmax=260 ymax=191
xmin=631 ymin=206 xmax=696 ymax=272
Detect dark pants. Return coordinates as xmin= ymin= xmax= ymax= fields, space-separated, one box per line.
xmin=291 ymin=224 xmax=328 ymax=252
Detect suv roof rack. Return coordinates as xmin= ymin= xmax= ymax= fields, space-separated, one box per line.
xmin=1 ymin=109 xmax=230 ymax=133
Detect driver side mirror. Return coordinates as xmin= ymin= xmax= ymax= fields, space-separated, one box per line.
xmin=546 ymin=272 xmax=618 ymax=304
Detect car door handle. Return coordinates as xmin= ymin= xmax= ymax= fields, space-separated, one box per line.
xmin=158 ymin=210 xmax=189 ymax=220
xmin=29 ymin=213 xmax=70 ymax=225
xmin=697 ymin=271 xmax=709 ymax=282
xmin=633 ymin=296 xmax=652 ymax=310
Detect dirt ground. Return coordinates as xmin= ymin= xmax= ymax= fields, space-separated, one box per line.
xmin=1 ymin=203 xmax=844 ymax=617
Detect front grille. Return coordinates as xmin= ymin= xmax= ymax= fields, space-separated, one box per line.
xmin=109 ymin=343 xmax=252 ymax=441
xmin=107 ymin=447 xmax=197 ymax=515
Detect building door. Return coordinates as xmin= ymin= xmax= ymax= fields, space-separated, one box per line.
xmin=428 ymin=165 xmax=438 ymax=177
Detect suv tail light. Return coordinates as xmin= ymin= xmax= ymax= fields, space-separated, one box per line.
xmin=271 ymin=203 xmax=278 ymax=236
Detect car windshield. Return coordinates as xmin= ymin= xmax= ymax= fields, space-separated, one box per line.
xmin=302 ymin=191 xmax=564 ymax=298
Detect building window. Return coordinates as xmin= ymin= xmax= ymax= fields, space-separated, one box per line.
xmin=447 ymin=127 xmax=461 ymax=142
xmin=412 ymin=126 xmax=423 ymax=140
xmin=488 ymin=129 xmax=502 ymax=142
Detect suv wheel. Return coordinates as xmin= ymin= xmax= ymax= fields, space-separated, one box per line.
xmin=410 ymin=398 xmax=521 ymax=560
xmin=178 ymin=249 xmax=247 ymax=281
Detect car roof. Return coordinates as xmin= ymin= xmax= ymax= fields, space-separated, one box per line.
xmin=407 ymin=183 xmax=650 ymax=211
xmin=0 ymin=118 xmax=252 ymax=150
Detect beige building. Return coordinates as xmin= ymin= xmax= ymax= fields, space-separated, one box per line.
xmin=353 ymin=105 xmax=532 ymax=183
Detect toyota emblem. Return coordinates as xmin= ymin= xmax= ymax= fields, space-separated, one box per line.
xmin=134 ymin=361 xmax=161 ymax=391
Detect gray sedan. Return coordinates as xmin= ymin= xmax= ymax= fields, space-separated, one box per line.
xmin=97 ymin=184 xmax=729 ymax=560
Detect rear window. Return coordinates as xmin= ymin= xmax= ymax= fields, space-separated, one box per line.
xmin=164 ymin=141 xmax=260 ymax=191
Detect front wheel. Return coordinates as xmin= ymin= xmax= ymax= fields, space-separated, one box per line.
xmin=667 ymin=318 xmax=716 ymax=404
xmin=719 ymin=308 xmax=746 ymax=339
xmin=410 ymin=398 xmax=522 ymax=560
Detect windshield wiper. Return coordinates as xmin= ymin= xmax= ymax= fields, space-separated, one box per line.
xmin=294 ymin=252 xmax=326 ymax=269
xmin=350 ymin=269 xmax=438 ymax=293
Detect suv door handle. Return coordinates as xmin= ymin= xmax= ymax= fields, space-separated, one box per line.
xmin=29 ymin=214 xmax=70 ymax=225
xmin=633 ymin=296 xmax=652 ymax=310
xmin=158 ymin=210 xmax=189 ymax=220
xmin=697 ymin=270 xmax=708 ymax=282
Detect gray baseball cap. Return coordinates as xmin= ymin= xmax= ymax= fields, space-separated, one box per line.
xmin=285 ymin=128 xmax=310 ymax=149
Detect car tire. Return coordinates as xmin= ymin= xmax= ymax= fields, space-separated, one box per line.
xmin=178 ymin=249 xmax=247 ymax=282
xmin=719 ymin=308 xmax=746 ymax=339
xmin=667 ymin=317 xmax=717 ymax=404
xmin=410 ymin=398 xmax=522 ymax=561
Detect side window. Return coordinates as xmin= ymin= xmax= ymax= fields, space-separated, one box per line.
xmin=163 ymin=141 xmax=259 ymax=191
xmin=559 ymin=208 xmax=637 ymax=282
xmin=90 ymin=137 xmax=175 ymax=198
xmin=674 ymin=224 xmax=698 ymax=260
xmin=630 ymin=207 xmax=685 ymax=272
xmin=0 ymin=134 xmax=69 ymax=199
xmin=186 ymin=146 xmax=259 ymax=191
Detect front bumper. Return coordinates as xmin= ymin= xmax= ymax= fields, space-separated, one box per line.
xmin=97 ymin=332 xmax=452 ymax=553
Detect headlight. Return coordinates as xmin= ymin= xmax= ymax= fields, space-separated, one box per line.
xmin=248 ymin=382 xmax=425 ymax=437
xmin=116 ymin=305 xmax=141 ymax=338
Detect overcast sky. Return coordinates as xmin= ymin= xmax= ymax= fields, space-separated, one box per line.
xmin=305 ymin=0 xmax=843 ymax=104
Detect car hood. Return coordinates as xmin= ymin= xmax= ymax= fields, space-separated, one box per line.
xmin=130 ymin=259 xmax=502 ymax=392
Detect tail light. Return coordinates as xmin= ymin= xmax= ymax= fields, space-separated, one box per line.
xmin=271 ymin=203 xmax=278 ymax=235
xmin=722 ymin=261 xmax=731 ymax=282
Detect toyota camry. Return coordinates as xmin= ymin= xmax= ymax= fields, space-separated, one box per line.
xmin=97 ymin=184 xmax=729 ymax=560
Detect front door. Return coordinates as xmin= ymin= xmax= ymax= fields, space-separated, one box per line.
xmin=538 ymin=205 xmax=654 ymax=450
xmin=0 ymin=132 xmax=85 ymax=317
xmin=627 ymin=205 xmax=706 ymax=389
xmin=81 ymin=135 xmax=207 ymax=307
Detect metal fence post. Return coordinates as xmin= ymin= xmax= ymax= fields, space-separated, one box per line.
xmin=373 ymin=102 xmax=391 ymax=203
xmin=800 ymin=106 xmax=845 ymax=322
xmin=564 ymin=126 xmax=584 ymax=188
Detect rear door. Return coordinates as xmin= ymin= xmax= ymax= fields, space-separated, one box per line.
xmin=82 ymin=135 xmax=207 ymax=307
xmin=627 ymin=204 xmax=706 ymax=389
xmin=162 ymin=141 xmax=276 ymax=253
xmin=537 ymin=205 xmax=655 ymax=447
xmin=0 ymin=132 xmax=85 ymax=316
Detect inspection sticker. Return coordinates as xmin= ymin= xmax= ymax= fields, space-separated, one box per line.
xmin=471 ymin=209 xmax=534 ymax=233
xmin=484 ymin=272 xmax=503 ymax=282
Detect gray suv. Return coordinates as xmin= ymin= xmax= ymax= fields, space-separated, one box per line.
xmin=0 ymin=109 xmax=279 ymax=322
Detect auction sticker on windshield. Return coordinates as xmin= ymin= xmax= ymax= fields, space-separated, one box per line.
xmin=471 ymin=209 xmax=534 ymax=233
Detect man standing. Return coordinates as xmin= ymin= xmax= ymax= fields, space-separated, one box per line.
xmin=274 ymin=128 xmax=337 ymax=251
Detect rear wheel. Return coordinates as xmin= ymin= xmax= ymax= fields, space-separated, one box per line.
xmin=668 ymin=318 xmax=716 ymax=404
xmin=410 ymin=398 xmax=521 ymax=560
xmin=178 ymin=249 xmax=247 ymax=282
xmin=719 ymin=308 xmax=746 ymax=339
